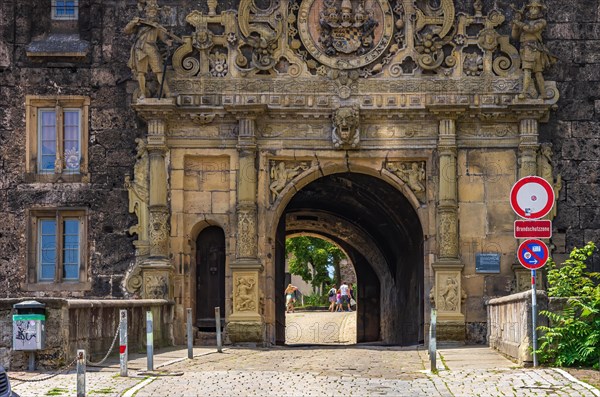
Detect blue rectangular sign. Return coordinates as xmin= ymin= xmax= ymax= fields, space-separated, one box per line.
xmin=476 ymin=253 xmax=501 ymax=273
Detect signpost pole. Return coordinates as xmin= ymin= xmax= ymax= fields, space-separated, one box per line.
xmin=531 ymin=269 xmax=538 ymax=367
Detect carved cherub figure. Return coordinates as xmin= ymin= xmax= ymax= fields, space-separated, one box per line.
xmin=511 ymin=0 xmax=557 ymax=99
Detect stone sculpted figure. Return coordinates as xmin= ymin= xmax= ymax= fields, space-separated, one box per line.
xmin=125 ymin=138 xmax=149 ymax=239
xmin=511 ymin=0 xmax=557 ymax=99
xmin=236 ymin=277 xmax=256 ymax=311
xmin=440 ymin=277 xmax=458 ymax=311
xmin=269 ymin=161 xmax=310 ymax=201
xmin=124 ymin=0 xmax=179 ymax=99
xmin=332 ymin=107 xmax=360 ymax=148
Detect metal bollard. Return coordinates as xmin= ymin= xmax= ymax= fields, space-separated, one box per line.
xmin=429 ymin=308 xmax=437 ymax=372
xmin=187 ymin=308 xmax=193 ymax=359
xmin=215 ymin=307 xmax=222 ymax=353
xmin=119 ymin=309 xmax=128 ymax=377
xmin=76 ymin=349 xmax=86 ymax=397
xmin=146 ymin=311 xmax=154 ymax=371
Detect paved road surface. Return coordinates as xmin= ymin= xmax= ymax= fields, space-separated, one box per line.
xmin=8 ymin=312 xmax=600 ymax=396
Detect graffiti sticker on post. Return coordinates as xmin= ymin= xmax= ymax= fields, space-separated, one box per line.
xmin=517 ymin=239 xmax=549 ymax=270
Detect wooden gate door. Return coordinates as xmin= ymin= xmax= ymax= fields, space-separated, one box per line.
xmin=196 ymin=226 xmax=225 ymax=328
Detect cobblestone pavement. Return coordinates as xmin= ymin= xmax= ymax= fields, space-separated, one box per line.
xmin=286 ymin=311 xmax=356 ymax=345
xmin=6 ymin=312 xmax=600 ymax=396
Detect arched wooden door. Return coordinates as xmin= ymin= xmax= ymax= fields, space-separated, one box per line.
xmin=196 ymin=226 xmax=225 ymax=328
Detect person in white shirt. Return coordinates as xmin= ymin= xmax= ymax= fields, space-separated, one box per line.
xmin=339 ymin=282 xmax=352 ymax=312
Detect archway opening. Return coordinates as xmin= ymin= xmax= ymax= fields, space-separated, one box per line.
xmin=274 ymin=172 xmax=424 ymax=345
xmin=284 ymin=235 xmax=359 ymax=345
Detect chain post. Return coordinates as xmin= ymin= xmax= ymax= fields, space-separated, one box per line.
xmin=187 ymin=308 xmax=193 ymax=359
xmin=146 ymin=311 xmax=154 ymax=371
xmin=120 ymin=309 xmax=128 ymax=376
xmin=429 ymin=308 xmax=437 ymax=372
xmin=76 ymin=349 xmax=86 ymax=397
xmin=215 ymin=307 xmax=222 ymax=353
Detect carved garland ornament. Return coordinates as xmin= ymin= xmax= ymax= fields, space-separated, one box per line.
xmin=237 ymin=208 xmax=257 ymax=258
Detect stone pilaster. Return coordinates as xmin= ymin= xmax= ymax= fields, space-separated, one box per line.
xmin=433 ymin=118 xmax=465 ymax=340
xmin=226 ymin=105 xmax=266 ymax=342
xmin=518 ymin=119 xmax=539 ymax=178
xmin=144 ymin=116 xmax=172 ymax=299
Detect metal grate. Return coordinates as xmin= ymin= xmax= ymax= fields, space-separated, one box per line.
xmin=52 ymin=1 xmax=79 ymax=20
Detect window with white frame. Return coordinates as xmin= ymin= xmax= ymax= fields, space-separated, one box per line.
xmin=52 ymin=0 xmax=79 ymax=20
xmin=27 ymin=209 xmax=89 ymax=290
xmin=26 ymin=96 xmax=90 ymax=181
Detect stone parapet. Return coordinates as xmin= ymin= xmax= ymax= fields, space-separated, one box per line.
xmin=486 ymin=290 xmax=548 ymax=366
xmin=0 ymin=298 xmax=174 ymax=370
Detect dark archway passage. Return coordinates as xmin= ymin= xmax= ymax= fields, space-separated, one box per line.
xmin=275 ymin=173 xmax=424 ymax=345
xmin=196 ymin=226 xmax=225 ymax=329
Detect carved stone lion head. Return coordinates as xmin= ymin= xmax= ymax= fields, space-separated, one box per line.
xmin=332 ymin=107 xmax=360 ymax=148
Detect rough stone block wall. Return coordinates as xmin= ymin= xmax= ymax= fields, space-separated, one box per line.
xmin=541 ymin=0 xmax=600 ymax=271
xmin=0 ymin=0 xmax=598 ymax=330
xmin=0 ymin=0 xmax=145 ymax=298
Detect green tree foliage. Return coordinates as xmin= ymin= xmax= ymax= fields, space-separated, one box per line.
xmin=537 ymin=242 xmax=600 ymax=368
xmin=285 ymin=236 xmax=346 ymax=290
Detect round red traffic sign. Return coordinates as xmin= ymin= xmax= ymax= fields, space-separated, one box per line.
xmin=517 ymin=239 xmax=549 ymax=270
xmin=510 ymin=176 xmax=555 ymax=219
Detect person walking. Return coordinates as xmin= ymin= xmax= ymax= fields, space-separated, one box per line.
xmin=340 ymin=281 xmax=352 ymax=312
xmin=328 ymin=285 xmax=337 ymax=312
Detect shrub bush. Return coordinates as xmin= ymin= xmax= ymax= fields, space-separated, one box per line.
xmin=537 ymin=242 xmax=600 ymax=368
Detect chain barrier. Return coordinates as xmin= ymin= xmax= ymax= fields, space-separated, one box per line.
xmin=86 ymin=315 xmax=123 ymax=367
xmin=7 ymin=314 xmax=123 ymax=383
xmin=7 ymin=356 xmax=78 ymax=383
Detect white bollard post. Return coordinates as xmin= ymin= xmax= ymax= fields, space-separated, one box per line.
xmin=119 ymin=309 xmax=128 ymax=377
xmin=215 ymin=307 xmax=222 ymax=353
xmin=429 ymin=309 xmax=437 ymax=372
xmin=146 ymin=311 xmax=154 ymax=371
xmin=187 ymin=308 xmax=193 ymax=359
xmin=76 ymin=349 xmax=86 ymax=397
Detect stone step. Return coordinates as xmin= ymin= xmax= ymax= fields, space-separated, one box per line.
xmin=194 ymin=331 xmax=217 ymax=346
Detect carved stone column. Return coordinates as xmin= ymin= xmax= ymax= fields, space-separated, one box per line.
xmin=433 ymin=118 xmax=465 ymax=341
xmin=226 ymin=105 xmax=266 ymax=343
xmin=518 ymin=119 xmax=539 ymax=179
xmin=143 ymin=117 xmax=172 ymax=299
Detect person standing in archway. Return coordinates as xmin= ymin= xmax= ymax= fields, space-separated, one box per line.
xmin=328 ymin=285 xmax=337 ymax=312
xmin=340 ymin=281 xmax=352 ymax=312
xmin=285 ymin=284 xmax=298 ymax=313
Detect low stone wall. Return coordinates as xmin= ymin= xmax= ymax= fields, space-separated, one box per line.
xmin=0 ymin=298 xmax=174 ymax=370
xmin=487 ymin=290 xmax=548 ymax=366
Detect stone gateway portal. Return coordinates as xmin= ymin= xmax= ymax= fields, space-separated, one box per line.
xmin=123 ymin=0 xmax=560 ymax=345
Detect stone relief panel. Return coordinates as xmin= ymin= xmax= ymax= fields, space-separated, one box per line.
xmin=431 ymin=271 xmax=466 ymax=313
xmin=438 ymin=210 xmax=458 ymax=259
xmin=144 ymin=273 xmax=169 ymax=299
xmin=386 ymin=161 xmax=426 ymax=203
xmin=269 ymin=160 xmax=311 ymax=203
xmin=237 ymin=207 xmax=258 ymax=258
xmin=126 ymin=0 xmax=561 ymax=110
xmin=234 ymin=274 xmax=258 ymax=312
xmin=149 ymin=211 xmax=170 ymax=256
